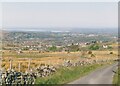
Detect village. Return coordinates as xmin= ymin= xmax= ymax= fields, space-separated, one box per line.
xmin=2 ymin=31 xmax=117 ymax=52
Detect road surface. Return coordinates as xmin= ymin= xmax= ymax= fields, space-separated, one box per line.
xmin=69 ymin=63 xmax=117 ymax=84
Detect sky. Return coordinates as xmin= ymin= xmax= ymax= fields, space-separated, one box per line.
xmin=0 ymin=1 xmax=118 ymax=31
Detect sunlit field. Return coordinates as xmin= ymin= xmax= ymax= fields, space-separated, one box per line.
xmin=2 ymin=45 xmax=118 ymax=72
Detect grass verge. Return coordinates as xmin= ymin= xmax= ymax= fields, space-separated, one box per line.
xmin=35 ymin=62 xmax=112 ymax=84
xmin=113 ymin=67 xmax=120 ymax=85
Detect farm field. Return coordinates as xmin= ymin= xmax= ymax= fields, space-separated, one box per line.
xmin=2 ymin=49 xmax=118 ymax=72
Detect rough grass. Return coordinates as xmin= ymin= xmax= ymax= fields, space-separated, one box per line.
xmin=2 ymin=50 xmax=118 ymax=58
xmin=35 ymin=63 xmax=111 ymax=84
xmin=113 ymin=67 xmax=120 ymax=85
xmin=2 ymin=50 xmax=117 ymax=72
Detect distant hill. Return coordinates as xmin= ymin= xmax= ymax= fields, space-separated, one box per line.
xmin=70 ymin=28 xmax=118 ymax=34
xmin=3 ymin=28 xmax=118 ymax=35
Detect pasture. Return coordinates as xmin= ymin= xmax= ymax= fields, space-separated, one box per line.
xmin=2 ymin=49 xmax=118 ymax=72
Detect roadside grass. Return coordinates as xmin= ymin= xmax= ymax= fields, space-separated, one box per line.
xmin=35 ymin=62 xmax=111 ymax=84
xmin=113 ymin=67 xmax=120 ymax=85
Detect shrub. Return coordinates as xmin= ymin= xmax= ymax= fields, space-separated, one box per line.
xmin=88 ymin=51 xmax=92 ymax=54
xmin=1 ymin=64 xmax=5 ymax=67
xmin=110 ymin=52 xmax=113 ymax=54
xmin=91 ymin=54 xmax=95 ymax=57
xmin=89 ymin=44 xmax=99 ymax=50
xmin=48 ymin=46 xmax=57 ymax=52
xmin=108 ymin=46 xmax=113 ymax=49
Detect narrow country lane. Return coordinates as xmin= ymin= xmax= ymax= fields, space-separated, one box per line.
xmin=69 ymin=63 xmax=117 ymax=84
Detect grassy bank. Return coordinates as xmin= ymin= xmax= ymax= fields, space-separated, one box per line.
xmin=35 ymin=62 xmax=112 ymax=84
xmin=113 ymin=67 xmax=120 ymax=85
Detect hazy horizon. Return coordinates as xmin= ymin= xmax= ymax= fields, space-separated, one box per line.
xmin=2 ymin=28 xmax=117 ymax=35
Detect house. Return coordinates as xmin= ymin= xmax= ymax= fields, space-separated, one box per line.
xmin=102 ymin=45 xmax=108 ymax=49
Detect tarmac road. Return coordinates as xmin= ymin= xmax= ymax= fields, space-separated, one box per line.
xmin=69 ymin=63 xmax=118 ymax=84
